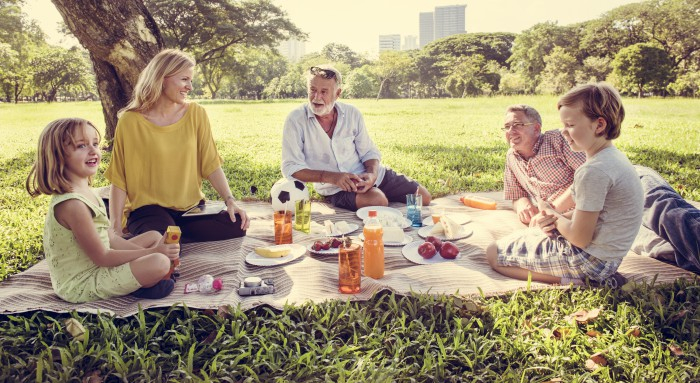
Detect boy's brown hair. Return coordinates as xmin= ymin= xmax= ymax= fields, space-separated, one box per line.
xmin=557 ymin=82 xmax=625 ymax=140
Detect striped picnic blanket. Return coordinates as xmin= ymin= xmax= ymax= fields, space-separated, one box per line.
xmin=0 ymin=191 xmax=695 ymax=317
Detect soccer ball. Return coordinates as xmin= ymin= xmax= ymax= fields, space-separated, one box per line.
xmin=270 ymin=178 xmax=309 ymax=211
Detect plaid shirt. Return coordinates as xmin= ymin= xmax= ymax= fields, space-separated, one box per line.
xmin=504 ymin=130 xmax=586 ymax=203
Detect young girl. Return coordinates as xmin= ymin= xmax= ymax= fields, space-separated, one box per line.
xmin=26 ymin=118 xmax=180 ymax=303
xmin=486 ymin=83 xmax=644 ymax=288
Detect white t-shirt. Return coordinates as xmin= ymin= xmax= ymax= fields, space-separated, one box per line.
xmin=572 ymin=146 xmax=644 ymax=261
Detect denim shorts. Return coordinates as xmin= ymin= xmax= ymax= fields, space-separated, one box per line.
xmin=496 ymin=228 xmax=622 ymax=281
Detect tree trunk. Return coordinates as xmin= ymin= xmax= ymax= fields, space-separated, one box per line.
xmin=51 ymin=0 xmax=163 ymax=147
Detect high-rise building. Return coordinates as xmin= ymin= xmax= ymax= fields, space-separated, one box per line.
xmin=419 ymin=12 xmax=434 ymax=48
xmin=378 ymin=34 xmax=401 ymax=52
xmin=402 ymin=35 xmax=418 ymax=51
xmin=278 ymin=39 xmax=306 ymax=62
xmin=419 ymin=4 xmax=467 ymax=48
xmin=434 ymin=5 xmax=466 ymax=40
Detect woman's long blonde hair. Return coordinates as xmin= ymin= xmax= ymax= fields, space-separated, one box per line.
xmin=26 ymin=118 xmax=101 ymax=197
xmin=118 ymin=49 xmax=196 ymax=116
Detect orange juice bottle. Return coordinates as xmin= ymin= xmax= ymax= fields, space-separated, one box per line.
xmin=363 ymin=210 xmax=384 ymax=279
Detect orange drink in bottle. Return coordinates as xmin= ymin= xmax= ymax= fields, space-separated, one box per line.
xmin=363 ymin=210 xmax=384 ymax=279
xmin=338 ymin=237 xmax=361 ymax=294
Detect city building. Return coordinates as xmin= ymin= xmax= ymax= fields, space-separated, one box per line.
xmin=419 ymin=4 xmax=467 ymax=48
xmin=277 ymin=39 xmax=306 ymax=62
xmin=402 ymin=35 xmax=418 ymax=51
xmin=378 ymin=34 xmax=401 ymax=52
xmin=419 ymin=12 xmax=434 ymax=48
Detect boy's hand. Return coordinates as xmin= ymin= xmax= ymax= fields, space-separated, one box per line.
xmin=533 ymin=210 xmax=558 ymax=237
xmin=156 ymin=234 xmax=180 ymax=260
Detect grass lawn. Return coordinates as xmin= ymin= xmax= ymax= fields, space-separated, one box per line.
xmin=1 ymin=97 xmax=699 ymax=381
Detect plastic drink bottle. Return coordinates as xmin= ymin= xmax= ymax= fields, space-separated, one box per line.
xmin=163 ymin=226 xmax=181 ymax=280
xmin=363 ymin=210 xmax=384 ymax=279
xmin=184 ymin=274 xmax=223 ymax=294
xmin=338 ymin=237 xmax=362 ymax=294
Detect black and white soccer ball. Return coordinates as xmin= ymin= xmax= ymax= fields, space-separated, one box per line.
xmin=270 ymin=178 xmax=309 ymax=211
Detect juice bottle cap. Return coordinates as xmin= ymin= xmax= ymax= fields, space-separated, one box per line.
xmin=212 ymin=278 xmax=224 ymax=291
xmin=368 ymin=210 xmax=377 ymax=217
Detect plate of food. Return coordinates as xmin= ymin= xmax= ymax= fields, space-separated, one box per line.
xmin=401 ymin=239 xmax=461 ymax=265
xmin=307 ymin=238 xmax=343 ymax=255
xmin=356 ymin=207 xmax=411 ymax=229
xmin=321 ymin=220 xmax=359 ymax=237
xmin=418 ymin=215 xmax=473 ymax=241
xmin=422 ymin=212 xmax=472 ymax=227
xmin=246 ymin=244 xmax=306 ymax=266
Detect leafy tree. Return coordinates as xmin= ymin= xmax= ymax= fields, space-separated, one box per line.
xmin=344 ymin=65 xmax=377 ymax=98
xmin=668 ymin=68 xmax=700 ymax=97
xmin=145 ymin=0 xmax=305 ymax=64
xmin=31 ymin=46 xmax=93 ymax=102
xmin=498 ymin=71 xmax=528 ymax=95
xmin=612 ymin=43 xmax=675 ymax=97
xmin=508 ymin=22 xmax=580 ymax=93
xmin=536 ymin=47 xmax=579 ymax=95
xmin=225 ymin=47 xmax=287 ymax=99
xmin=372 ymin=50 xmax=413 ymax=100
xmin=440 ymin=54 xmax=500 ymax=97
xmin=575 ymin=56 xmax=612 ymax=84
xmin=320 ymin=43 xmax=368 ymax=69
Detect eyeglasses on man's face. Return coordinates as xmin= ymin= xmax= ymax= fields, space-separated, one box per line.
xmin=309 ymin=66 xmax=337 ymax=80
xmin=501 ymin=122 xmax=535 ymax=132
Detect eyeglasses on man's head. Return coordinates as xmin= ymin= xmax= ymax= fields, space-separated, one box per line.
xmin=309 ymin=66 xmax=337 ymax=80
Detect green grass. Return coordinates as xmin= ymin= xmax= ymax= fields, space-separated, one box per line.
xmin=1 ymin=97 xmax=699 ymax=381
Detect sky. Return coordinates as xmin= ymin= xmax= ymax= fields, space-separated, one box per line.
xmin=24 ymin=0 xmax=644 ymax=55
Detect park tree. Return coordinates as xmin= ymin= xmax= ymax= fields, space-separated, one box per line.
xmin=536 ymin=47 xmax=579 ymax=95
xmin=575 ymin=56 xmax=612 ymax=84
xmin=225 ymin=46 xmax=287 ymax=99
xmin=508 ymin=22 xmax=580 ymax=93
xmin=344 ymin=65 xmax=377 ymax=98
xmin=0 ymin=3 xmax=44 ymax=103
xmin=320 ymin=43 xmax=368 ymax=69
xmin=51 ymin=0 xmax=163 ymax=143
xmin=31 ymin=46 xmax=93 ymax=102
xmin=612 ymin=43 xmax=675 ymax=97
xmin=373 ymin=50 xmax=414 ymax=100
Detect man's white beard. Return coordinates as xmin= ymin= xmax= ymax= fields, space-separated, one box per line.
xmin=310 ymin=100 xmax=335 ymax=117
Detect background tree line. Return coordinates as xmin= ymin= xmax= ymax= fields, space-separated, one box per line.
xmin=1 ymin=0 xmax=698 ymax=108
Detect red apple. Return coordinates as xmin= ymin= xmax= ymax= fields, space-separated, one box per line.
xmin=425 ymin=235 xmax=443 ymax=252
xmin=418 ymin=242 xmax=437 ymax=259
xmin=440 ymin=242 xmax=459 ymax=259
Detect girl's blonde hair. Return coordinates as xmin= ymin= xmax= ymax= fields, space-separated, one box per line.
xmin=118 ymin=49 xmax=196 ymax=116
xmin=26 ymin=118 xmax=101 ymax=197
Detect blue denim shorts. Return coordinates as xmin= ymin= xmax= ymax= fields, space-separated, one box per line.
xmin=496 ymin=228 xmax=622 ymax=281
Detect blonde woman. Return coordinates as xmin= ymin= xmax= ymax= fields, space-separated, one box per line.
xmin=106 ymin=49 xmax=249 ymax=244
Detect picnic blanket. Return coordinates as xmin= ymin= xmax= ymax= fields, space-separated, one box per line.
xmin=1 ymin=191 xmax=696 ymax=317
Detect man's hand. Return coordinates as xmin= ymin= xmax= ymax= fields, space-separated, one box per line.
xmin=328 ymin=172 xmax=364 ymax=192
xmin=519 ymin=205 xmax=539 ymax=225
xmin=533 ymin=200 xmax=559 ymax=237
xmin=354 ymin=172 xmax=377 ymax=194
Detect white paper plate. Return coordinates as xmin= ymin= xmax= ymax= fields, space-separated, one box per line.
xmin=356 ymin=206 xmax=403 ymax=220
xmin=401 ymin=240 xmax=461 ymax=265
xmin=246 ymin=244 xmax=306 ymax=266
xmin=358 ymin=233 xmax=413 ymax=247
xmin=307 ymin=243 xmax=341 ymax=256
xmin=422 ymin=213 xmax=472 ymax=226
xmin=323 ymin=223 xmax=360 ymax=237
xmin=417 ymin=225 xmax=474 ymax=241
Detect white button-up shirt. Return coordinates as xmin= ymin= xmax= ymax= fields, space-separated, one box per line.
xmin=281 ymin=101 xmax=385 ymax=196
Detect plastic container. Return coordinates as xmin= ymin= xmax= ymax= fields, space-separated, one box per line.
xmin=338 ymin=237 xmax=362 ymax=294
xmin=363 ymin=210 xmax=384 ymax=279
xmin=184 ymin=274 xmax=223 ymax=294
xmin=459 ymin=195 xmax=497 ymax=210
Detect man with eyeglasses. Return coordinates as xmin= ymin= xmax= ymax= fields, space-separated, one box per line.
xmin=281 ymin=64 xmax=431 ymax=211
xmin=502 ymin=104 xmax=699 ymax=273
xmin=502 ymin=104 xmax=585 ymax=225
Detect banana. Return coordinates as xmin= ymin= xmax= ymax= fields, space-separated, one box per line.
xmin=254 ymin=246 xmax=291 ymax=258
